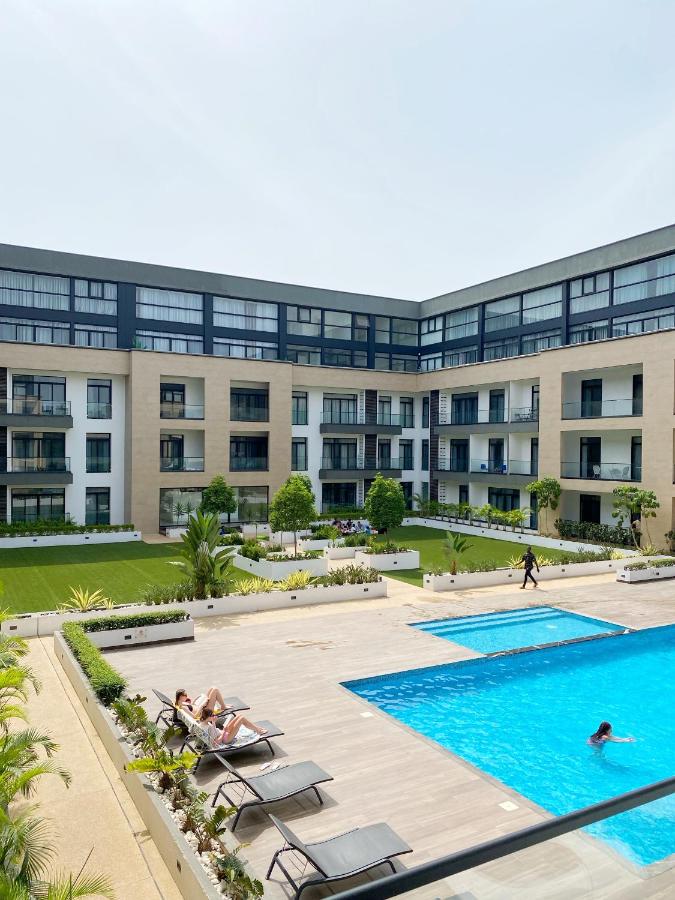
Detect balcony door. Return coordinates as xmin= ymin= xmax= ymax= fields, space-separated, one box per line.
xmin=451 ymin=393 xmax=477 ymax=425
xmin=580 ymin=436 xmax=601 ymax=478
xmin=160 ymin=434 xmax=184 ymax=469
xmin=632 ymin=374 xmax=643 ymax=416
xmin=450 ymin=439 xmax=468 ymax=472
xmin=489 ymin=389 xmax=505 ymax=424
xmin=323 ymin=394 xmax=356 ymax=425
xmin=581 ymin=379 xmax=602 ymax=418
xmin=631 ymin=436 xmax=642 ymax=481
xmin=160 ymin=384 xmax=185 ymax=417
xmin=580 ymin=494 xmax=601 ymax=524
xmin=12 ymin=432 xmax=65 ymax=470
xmin=488 ymin=438 xmax=505 ymax=473
xmin=377 ymin=439 xmax=391 ymax=468
xmin=530 ymin=438 xmax=539 ymax=477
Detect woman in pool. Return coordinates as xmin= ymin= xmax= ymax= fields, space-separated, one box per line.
xmin=174 ymin=687 xmax=232 ymax=719
xmin=199 ymin=707 xmax=267 ymax=746
xmin=588 ymin=721 xmax=635 ymax=745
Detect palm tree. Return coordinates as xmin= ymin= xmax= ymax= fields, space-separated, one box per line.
xmin=444 ymin=531 xmax=473 ymax=575
xmin=170 ymin=510 xmax=235 ymax=598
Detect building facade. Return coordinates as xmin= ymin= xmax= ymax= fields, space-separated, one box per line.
xmin=1 ymin=225 xmax=674 ymax=539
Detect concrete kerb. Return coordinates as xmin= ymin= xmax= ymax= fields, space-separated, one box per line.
xmin=53 ymin=631 xmax=252 ymax=900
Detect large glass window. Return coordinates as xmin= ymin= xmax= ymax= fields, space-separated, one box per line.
xmin=0 ymin=269 xmax=69 ymax=311
xmin=213 ymin=337 xmax=277 ymax=359
xmin=421 ymin=439 xmax=429 ymax=470
xmin=569 ymin=272 xmax=610 ymax=314
xmin=322 ymin=438 xmax=357 ymax=469
xmin=323 ymin=394 xmax=357 ymax=425
xmin=0 ymin=317 xmax=69 ymax=345
xmin=291 ymin=438 xmax=307 ymax=471
xmin=612 ymin=307 xmax=675 ymax=337
xmin=235 ymin=486 xmax=269 ymax=522
xmin=483 ymin=337 xmax=519 ymax=360
xmin=353 ymin=314 xmax=369 ymax=342
xmin=11 ymin=488 xmax=65 ymax=522
xmin=488 ymin=487 xmax=520 ymax=512
xmin=86 ymin=434 xmax=111 ymax=473
xmin=445 ymin=307 xmax=479 ymax=341
xmin=321 ymin=482 xmax=356 ymax=512
xmin=323 ymin=310 xmax=352 ymax=340
xmin=160 ymin=487 xmax=204 ymax=526
xmin=400 ymin=397 xmax=414 ymax=428
xmin=422 ymin=396 xmax=429 ymax=428
xmin=292 ymin=391 xmax=308 ymax=425
xmin=399 ymin=439 xmax=413 ymax=469
xmin=230 ymin=387 xmax=269 ymax=422
xmin=135 ymin=330 xmax=203 ymax=354
xmin=375 ymin=316 xmax=390 ymax=344
xmin=75 ymin=325 xmax=117 ymax=348
xmin=569 ymin=321 xmax=609 ymax=344
xmin=391 ymin=318 xmax=418 ymax=346
xmin=287 ymin=305 xmax=321 ymax=337
xmin=613 ymin=253 xmax=675 ymax=304
xmin=12 ymin=375 xmax=66 ymax=415
xmin=287 ymin=344 xmax=320 ymax=365
xmin=484 ymin=296 xmax=520 ymax=332
xmin=522 ymin=285 xmax=562 ymax=324
xmin=88 ymin=379 xmax=112 ymax=418
xmin=74 ymin=280 xmax=117 ymax=315
xmin=85 ymin=487 xmax=110 ymax=525
xmin=390 ymin=354 xmax=418 ymax=372
xmin=322 ymin=348 xmax=367 ymax=368
xmin=136 ymin=287 xmax=203 ymax=324
xmin=230 ymin=435 xmax=268 ymax=471
xmin=212 ymin=297 xmax=278 ymax=331
xmin=521 ymin=329 xmax=561 ymax=354
xmin=444 ymin=346 xmax=478 ymax=367
xmin=420 ymin=316 xmax=444 ymax=346
xmin=420 ymin=353 xmax=442 ymax=371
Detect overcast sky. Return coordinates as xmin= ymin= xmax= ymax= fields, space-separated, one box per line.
xmin=2 ymin=1 xmax=675 ymax=300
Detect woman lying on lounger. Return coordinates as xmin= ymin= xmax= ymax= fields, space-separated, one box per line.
xmin=199 ymin=707 xmax=267 ymax=746
xmin=175 ymin=687 xmax=232 ymax=719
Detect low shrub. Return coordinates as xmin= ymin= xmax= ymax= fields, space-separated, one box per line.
xmin=343 ymin=533 xmax=371 ymax=547
xmin=0 ymin=517 xmax=136 ymax=537
xmin=625 ymin=557 xmax=675 ymax=571
xmin=58 ymin=586 xmax=115 ymax=612
xmin=278 ymin=570 xmax=318 ymax=591
xmin=141 ymin=581 xmax=196 ymax=605
xmin=236 ymin=577 xmax=275 ymax=595
xmin=360 ymin=540 xmax=408 ymax=554
xmin=62 ymin=622 xmax=127 ymax=705
xmin=554 ymin=519 xmax=636 ymax=546
xmin=220 ymin=531 xmax=244 ymax=546
xmin=267 ymin=550 xmax=322 ymax=561
xmin=238 ymin=539 xmax=267 ymax=561
xmin=308 ymin=524 xmax=340 ymax=540
xmin=81 ymin=610 xmax=189 ymax=632
xmin=459 ymin=558 xmax=500 ymax=573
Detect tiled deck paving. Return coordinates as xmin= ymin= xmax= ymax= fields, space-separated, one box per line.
xmin=57 ymin=574 xmax=675 ymax=898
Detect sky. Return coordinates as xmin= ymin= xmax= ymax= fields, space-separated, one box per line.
xmin=2 ymin=1 xmax=675 ymax=300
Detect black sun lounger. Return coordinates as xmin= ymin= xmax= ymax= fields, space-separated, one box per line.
xmin=266 ymin=813 xmax=412 ymax=900
xmin=180 ymin=720 xmax=284 ymax=771
xmin=152 ymin=688 xmax=249 ymax=729
xmin=211 ymin=755 xmax=333 ymax=830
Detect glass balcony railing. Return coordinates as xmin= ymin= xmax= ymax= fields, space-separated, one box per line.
xmin=160 ymin=457 xmax=205 ymax=472
xmin=446 ymin=409 xmax=507 ymax=425
xmin=470 ymin=459 xmax=536 ymax=476
xmin=230 ymin=406 xmax=269 ymax=422
xmin=87 ymin=402 xmax=112 ymax=419
xmin=434 ymin=461 xmax=469 ymax=472
xmin=510 ymin=406 xmax=539 ymax=423
xmin=320 ymin=457 xmax=405 ymax=471
xmin=159 ymin=402 xmax=204 ymax=419
xmin=2 ymin=457 xmax=71 ymax=473
xmin=561 ymin=398 xmax=642 ymax=419
xmin=86 ymin=458 xmax=111 ymax=474
xmin=229 ymin=456 xmax=268 ymax=471
xmin=0 ymin=399 xmax=71 ymax=416
xmin=561 ymin=461 xmax=641 ymax=481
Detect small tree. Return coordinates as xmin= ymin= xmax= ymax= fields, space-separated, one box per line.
xmin=612 ymin=486 xmax=660 ymax=548
xmin=292 ymin=474 xmax=316 ymax=502
xmin=200 ymin=475 xmax=237 ymax=524
xmin=268 ymin=476 xmax=317 ymax=556
xmin=525 ymin=476 xmax=561 ymax=536
xmin=364 ymin=474 xmax=406 ymax=535
xmin=444 ymin=531 xmax=473 ymax=575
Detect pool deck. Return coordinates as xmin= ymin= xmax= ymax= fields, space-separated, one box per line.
xmin=95 ymin=574 xmax=675 ymax=898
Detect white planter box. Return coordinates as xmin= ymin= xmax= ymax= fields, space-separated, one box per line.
xmin=0 ymin=615 xmax=39 ymax=637
xmin=87 ymin=619 xmax=194 ymax=648
xmin=268 ymin=529 xmax=312 ymax=545
xmin=298 ymin=538 xmax=333 ymax=551
xmin=617 ymin=565 xmax=675 ymax=583
xmin=232 ymin=553 xmax=329 ymax=578
xmin=354 ymin=549 xmax=420 ymax=571
xmin=241 ymin=523 xmax=271 ymax=539
xmin=325 ymin=545 xmax=357 ymax=559
xmin=0 ymin=530 xmax=141 ymax=549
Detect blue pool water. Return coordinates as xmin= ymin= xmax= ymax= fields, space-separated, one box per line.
xmin=413 ymin=606 xmax=625 ymax=653
xmin=345 ymin=626 xmax=675 ymax=866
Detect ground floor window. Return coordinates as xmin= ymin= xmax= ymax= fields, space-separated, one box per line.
xmin=85 ymin=487 xmax=110 ymax=525
xmin=291 ymin=438 xmax=307 ymax=471
xmin=11 ymin=488 xmax=65 ymax=522
xmin=488 ymin=487 xmax=520 ymax=512
xmin=401 ymin=482 xmax=413 ymax=509
xmin=235 ymin=486 xmax=268 ymax=522
xmin=159 ymin=487 xmax=204 ymax=526
xmin=322 ymin=482 xmax=356 ymax=512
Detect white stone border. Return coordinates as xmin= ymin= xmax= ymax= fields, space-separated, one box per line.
xmin=0 ymin=530 xmax=141 ymax=549
xmin=232 ymin=552 xmax=328 ymax=578
xmin=325 ymin=545 xmax=357 ymax=560
xmin=616 ymin=565 xmax=675 ymax=583
xmin=87 ymin=619 xmax=194 ymax=648
xmin=354 ymin=549 xmax=420 ymax=571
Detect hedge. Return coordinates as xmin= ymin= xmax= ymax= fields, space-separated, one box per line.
xmin=62 ymin=622 xmax=127 ymax=705
xmin=554 ymin=518 xmax=636 ymax=546
xmin=81 ymin=610 xmax=189 ymax=632
xmin=0 ymin=519 xmax=136 ymax=537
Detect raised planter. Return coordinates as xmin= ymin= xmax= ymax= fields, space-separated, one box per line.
xmin=298 ymin=537 xmax=335 ymax=551
xmin=324 ymin=545 xmax=357 ymax=560
xmin=354 ymin=549 xmax=420 ymax=571
xmin=0 ymin=530 xmax=141 ymax=549
xmin=617 ymin=565 xmax=675 ymax=583
xmin=87 ymin=618 xmax=194 ymax=648
xmin=232 ymin=552 xmax=328 ymax=578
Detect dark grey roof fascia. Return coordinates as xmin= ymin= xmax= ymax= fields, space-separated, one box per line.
xmin=421 ymin=222 xmax=675 ymax=316
xmin=0 ymin=243 xmax=419 ymax=318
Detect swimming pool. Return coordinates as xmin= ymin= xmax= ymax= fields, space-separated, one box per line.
xmin=412 ymin=606 xmax=625 ymax=653
xmin=345 ymin=625 xmax=675 ymax=866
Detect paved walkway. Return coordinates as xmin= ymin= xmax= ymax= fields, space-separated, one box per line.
xmin=24 ymin=638 xmax=181 ymax=900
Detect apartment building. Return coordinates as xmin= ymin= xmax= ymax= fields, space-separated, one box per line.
xmin=1 ymin=224 xmax=675 ymax=538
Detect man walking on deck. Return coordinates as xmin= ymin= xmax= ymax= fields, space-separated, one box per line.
xmin=520 ymin=546 xmax=539 ymax=588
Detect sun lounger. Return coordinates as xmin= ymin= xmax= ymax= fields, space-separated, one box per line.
xmin=211 ymin=755 xmax=333 ymax=830
xmin=266 ymin=813 xmax=412 ymax=900
xmin=180 ymin=719 xmax=284 ymax=771
xmin=151 ymin=688 xmax=249 ymax=729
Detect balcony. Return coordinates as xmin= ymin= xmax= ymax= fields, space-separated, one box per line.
xmin=437 ymin=409 xmax=538 ymax=434
xmin=230 ymin=406 xmax=268 ymax=422
xmin=229 ymin=457 xmax=268 ymax=472
xmin=561 ymin=399 xmax=643 ymax=419
xmin=0 ymin=457 xmax=73 ymax=485
xmin=561 ymin=461 xmax=640 ymax=482
xmin=0 ymin=399 xmax=72 ymax=428
xmin=87 ymin=402 xmax=112 ymax=419
xmin=510 ymin=406 xmax=539 ymax=423
xmin=319 ymin=456 xmax=403 ymax=479
xmin=160 ymin=457 xmax=205 ymax=473
xmin=160 ymin=402 xmax=204 ymax=420
xmin=434 ymin=458 xmax=536 ymax=482
xmin=319 ymin=412 xmax=403 ymax=435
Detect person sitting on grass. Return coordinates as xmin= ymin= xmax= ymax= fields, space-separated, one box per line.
xmin=174 ymin=687 xmax=232 ymax=720
xmin=199 ymin=707 xmax=267 ymax=746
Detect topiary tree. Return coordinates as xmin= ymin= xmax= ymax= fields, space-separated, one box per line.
xmin=525 ymin=476 xmax=561 ymax=536
xmin=200 ymin=474 xmax=237 ymax=524
xmin=364 ymin=474 xmax=406 ymax=535
xmin=612 ymin=486 xmax=660 ymax=549
xmin=268 ymin=475 xmax=317 ymax=556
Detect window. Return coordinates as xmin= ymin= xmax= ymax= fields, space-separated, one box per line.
xmin=0 ymin=317 xmax=69 ymax=345
xmin=612 ymin=307 xmax=675 ymax=337
xmin=86 ymin=434 xmax=111 ymax=473
xmin=230 ymin=435 xmax=268 ymax=471
xmin=420 ymin=353 xmax=442 ymax=371
xmin=322 ymin=482 xmax=356 ymax=511
xmin=488 ymin=487 xmax=520 ymax=512
xmin=484 ymin=296 xmax=520 ymax=332
xmin=323 ymin=394 xmax=357 ymax=425
xmin=445 ymin=307 xmax=479 ymax=341
xmin=322 ymin=438 xmax=357 ymax=469
xmin=444 ymin=346 xmax=478 ymax=367
xmin=613 ymin=253 xmax=675 ymax=304
xmin=421 ymin=481 xmax=429 ymax=501
xmin=292 ymin=391 xmax=308 ymax=425
xmin=421 ymin=439 xmax=429 ymax=471
xmin=375 ymin=316 xmax=390 ymax=344
xmin=160 ymin=487 xmax=205 ymax=526
xmin=569 ymin=321 xmax=609 ymax=344
xmin=521 ymin=329 xmax=561 ymax=354
xmin=353 ymin=314 xmax=369 ymax=342
xmin=74 ymin=280 xmax=117 ymax=315
xmin=213 ymin=337 xmax=277 ymax=359
xmin=12 ymin=375 xmax=66 ymax=415
xmin=85 ymin=487 xmax=110 ymax=525
xmin=0 ymin=269 xmax=69 ymax=311
xmin=135 ymin=330 xmax=203 ymax=354
xmin=390 ymin=354 xmax=418 ymax=372
xmin=422 ymin=396 xmax=429 ymax=428
xmin=451 ymin=393 xmax=477 ymax=426
xmin=400 ymin=397 xmax=414 ymax=428
xmin=323 ymin=310 xmax=352 ymax=340
xmin=483 ymin=337 xmax=519 ymax=360
xmin=401 ymin=482 xmax=413 ymax=509
xmin=11 ymin=488 xmax=65 ymax=522
xmin=378 ymin=396 xmax=392 ymax=425
xmin=400 ymin=440 xmax=414 ymax=469
xmin=287 ymin=344 xmax=320 ymax=365
xmin=235 ymin=485 xmax=269 ymax=522
xmin=287 ymin=306 xmax=321 ymax=337
xmin=212 ymin=297 xmax=278 ymax=331
xmin=322 ymin=348 xmax=367 ymax=368
xmin=75 ymin=325 xmax=117 ymax=348
xmin=420 ymin=316 xmax=443 ymax=346
xmin=136 ymin=287 xmax=203 ymax=324
xmin=391 ymin=318 xmax=418 ymax=346
xmin=522 ymin=285 xmax=562 ymax=324
xmin=230 ymin=387 xmax=268 ymax=422
xmin=87 ymin=379 xmax=112 ymax=418
xmin=292 ymin=438 xmax=307 ymax=471
xmin=12 ymin=432 xmax=65 ymax=467
xmin=569 ymin=272 xmax=610 ymax=314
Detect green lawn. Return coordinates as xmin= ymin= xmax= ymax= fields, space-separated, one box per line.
xmin=374 ymin=526 xmax=574 ymax=588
